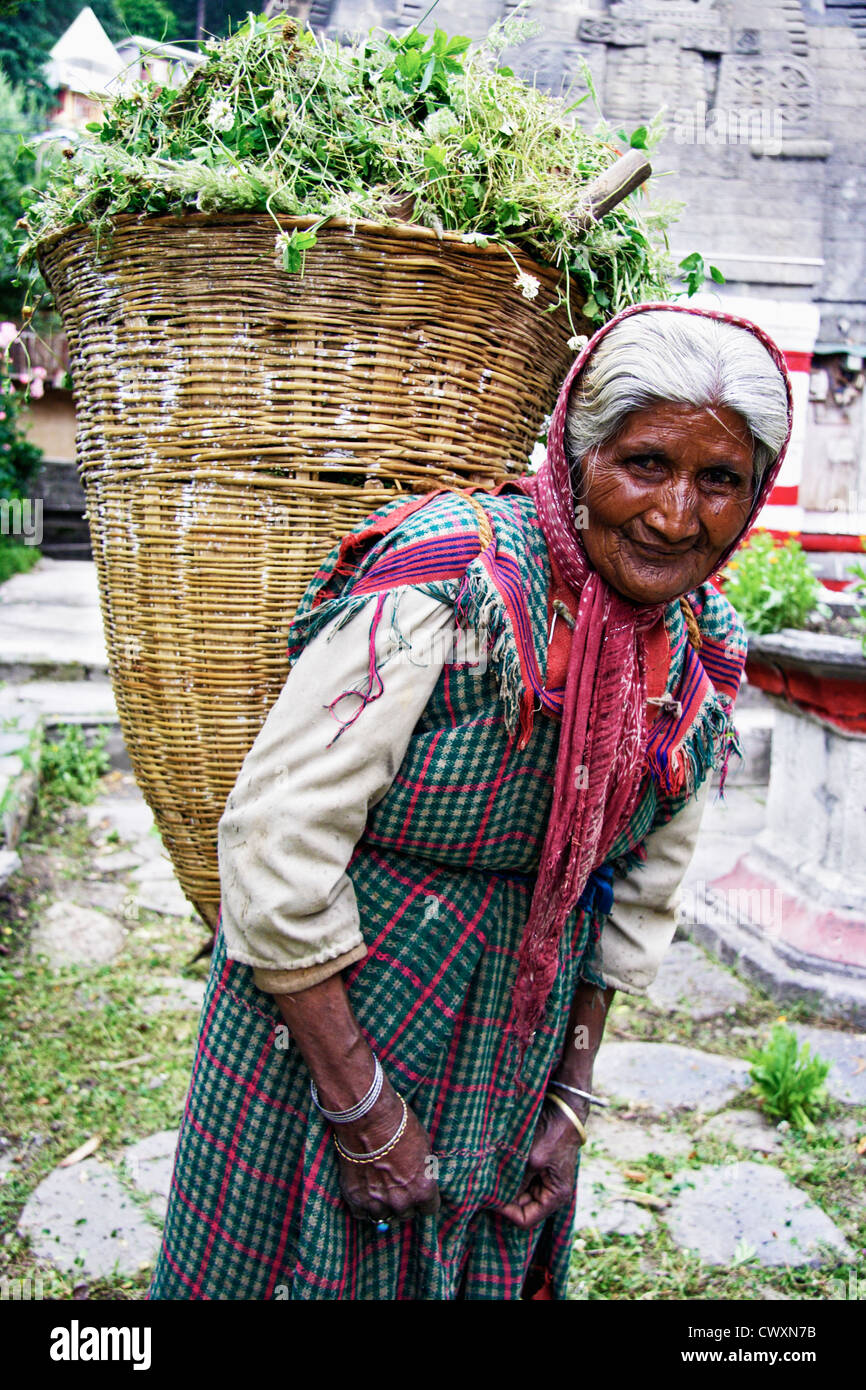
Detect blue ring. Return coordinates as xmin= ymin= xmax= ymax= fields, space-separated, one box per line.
xmin=375 ymin=1220 xmax=390 ymax=1233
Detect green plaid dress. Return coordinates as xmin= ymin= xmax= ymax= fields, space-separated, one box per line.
xmin=148 ymin=488 xmax=744 ymax=1301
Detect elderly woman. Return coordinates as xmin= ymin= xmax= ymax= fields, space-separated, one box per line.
xmin=149 ymin=302 xmax=792 ymax=1301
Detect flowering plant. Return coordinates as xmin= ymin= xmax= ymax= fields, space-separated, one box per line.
xmin=19 ymin=10 xmax=689 ymax=328
xmin=721 ymin=530 xmax=824 ymax=636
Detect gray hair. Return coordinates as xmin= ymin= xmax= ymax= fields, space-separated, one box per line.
xmin=564 ymin=310 xmax=790 ymax=495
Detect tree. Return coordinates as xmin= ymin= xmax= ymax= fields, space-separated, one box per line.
xmin=0 ymin=1 xmax=127 ymax=112
xmin=0 ymin=67 xmax=51 ymax=320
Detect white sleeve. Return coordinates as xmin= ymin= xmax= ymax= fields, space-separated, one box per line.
xmin=597 ymin=779 xmax=711 ymax=995
xmin=217 ymin=587 xmax=460 ymax=991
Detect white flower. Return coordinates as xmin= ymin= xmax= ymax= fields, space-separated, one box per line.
xmin=274 ymin=231 xmax=292 ymax=269
xmin=514 ymin=271 xmax=540 ymax=300
xmin=268 ymin=89 xmax=290 ymax=121
xmin=206 ymin=98 xmax=235 ymax=134
xmin=203 ymin=37 xmax=221 ymax=54
xmin=568 ymin=334 xmax=589 ymax=352
xmin=73 ymin=172 xmax=89 ymax=189
xmin=423 ymin=107 xmax=460 ymax=141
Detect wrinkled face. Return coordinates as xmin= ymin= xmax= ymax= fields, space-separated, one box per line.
xmin=574 ymin=402 xmax=756 ymax=605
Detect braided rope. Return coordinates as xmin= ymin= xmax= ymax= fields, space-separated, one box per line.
xmin=679 ymin=595 xmax=703 ymax=651
xmin=446 ymin=487 xmax=495 ymax=552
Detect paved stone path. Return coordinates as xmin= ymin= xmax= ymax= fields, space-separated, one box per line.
xmin=665 ymin=1161 xmax=853 ymax=1267
xmin=13 ymin=774 xmax=863 ymax=1280
xmin=647 ymin=940 xmax=750 ymax=1020
xmin=593 ymin=1041 xmax=752 ymax=1115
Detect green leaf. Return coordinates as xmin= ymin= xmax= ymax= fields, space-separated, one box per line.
xmin=419 ymin=54 xmax=437 ymax=95
xmin=709 ymin=264 xmax=726 ymax=284
xmin=629 ymin=126 xmax=649 ymax=149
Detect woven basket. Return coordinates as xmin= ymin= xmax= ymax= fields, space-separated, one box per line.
xmin=38 ymin=211 xmax=587 ymax=928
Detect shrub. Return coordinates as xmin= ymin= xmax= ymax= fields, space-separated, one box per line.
xmin=747 ymin=1023 xmax=829 ymax=1131
xmin=38 ymin=725 xmax=111 ymax=809
xmin=721 ymin=530 xmax=823 ymax=635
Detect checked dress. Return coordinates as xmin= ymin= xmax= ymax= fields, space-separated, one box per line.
xmin=148 ymin=487 xmax=746 ymax=1301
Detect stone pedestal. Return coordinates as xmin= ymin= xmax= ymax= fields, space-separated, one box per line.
xmin=687 ymin=629 xmax=866 ymax=1024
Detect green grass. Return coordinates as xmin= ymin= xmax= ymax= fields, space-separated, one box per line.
xmin=1 ymin=779 xmax=863 ymax=1300
xmin=566 ymin=984 xmax=865 ymax=1300
xmin=0 ymin=790 xmax=210 ymax=1298
xmin=0 ymin=538 xmax=40 ymax=586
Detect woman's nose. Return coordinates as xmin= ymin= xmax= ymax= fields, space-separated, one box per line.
xmin=644 ymin=480 xmax=701 ymax=544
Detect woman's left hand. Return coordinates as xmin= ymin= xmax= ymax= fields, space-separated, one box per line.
xmin=492 ymin=1098 xmax=584 ymax=1230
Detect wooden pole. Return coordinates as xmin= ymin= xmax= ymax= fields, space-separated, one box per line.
xmin=577 ymin=148 xmax=653 ymax=228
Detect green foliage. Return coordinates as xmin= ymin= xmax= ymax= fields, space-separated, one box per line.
xmin=0 ymin=1 xmax=128 ymax=113
xmin=678 ymin=250 xmax=725 ymax=297
xmin=115 ymin=0 xmax=178 ymax=40
xmin=21 ymin=11 xmax=680 ymax=324
xmin=0 ymin=535 xmax=40 ymax=584
xmin=721 ymin=530 xmax=823 ymax=635
xmin=38 ymin=725 xmax=111 ymax=809
xmin=748 ymin=1023 xmax=830 ymax=1131
xmin=0 ymin=68 xmax=56 ymax=320
xmin=845 ymin=559 xmax=866 ymax=654
xmin=0 ymin=377 xmax=43 ymax=501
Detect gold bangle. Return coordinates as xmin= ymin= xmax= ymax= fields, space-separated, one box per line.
xmin=546 ymin=1090 xmax=587 ymax=1146
xmin=333 ymin=1097 xmax=408 ymax=1164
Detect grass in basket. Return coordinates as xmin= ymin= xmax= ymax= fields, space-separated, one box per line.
xmin=19 ymin=9 xmax=685 ymax=331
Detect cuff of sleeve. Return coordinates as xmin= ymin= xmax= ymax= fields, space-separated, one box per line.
xmin=252 ymin=940 xmax=368 ymax=995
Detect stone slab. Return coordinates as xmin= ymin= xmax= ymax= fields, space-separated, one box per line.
xmin=92 ymin=850 xmax=144 ymax=875
xmin=13 ymin=680 xmax=117 ymax=723
xmin=698 ymin=1108 xmax=784 ymax=1154
xmin=123 ymin=1130 xmax=178 ymax=1222
xmin=594 ymin=1042 xmax=751 ymax=1115
xmin=86 ymin=794 xmax=154 ymax=842
xmin=17 ymin=1158 xmax=161 ymax=1278
xmin=30 ymin=899 xmax=125 ymax=968
xmin=574 ymin=1156 xmax=654 ymax=1238
xmin=130 ymin=855 xmax=179 ymax=883
xmin=140 ymin=977 xmax=206 ymax=1015
xmin=0 ymin=847 xmax=21 ymax=888
xmin=0 ymin=561 xmax=107 ymax=676
xmin=792 ymin=1025 xmax=866 ymax=1106
xmin=134 ymin=877 xmax=192 ymax=918
xmin=664 ymin=1161 xmax=853 ymax=1267
xmin=647 ymin=941 xmax=750 ymax=1020
xmin=586 ymin=1113 xmax=693 ymax=1163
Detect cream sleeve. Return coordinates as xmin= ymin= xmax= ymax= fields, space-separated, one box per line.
xmin=217 ymin=587 xmax=461 ymax=994
xmin=597 ymin=779 xmax=711 ymax=995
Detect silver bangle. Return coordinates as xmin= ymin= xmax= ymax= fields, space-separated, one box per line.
xmin=548 ymin=1079 xmax=609 ymax=1108
xmin=310 ymin=1054 xmax=383 ymax=1124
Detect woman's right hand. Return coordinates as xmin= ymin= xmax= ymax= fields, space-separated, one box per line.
xmin=332 ymin=1079 xmax=441 ymax=1226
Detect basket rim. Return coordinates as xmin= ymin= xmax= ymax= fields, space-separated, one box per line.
xmin=33 ymin=207 xmax=566 ymax=280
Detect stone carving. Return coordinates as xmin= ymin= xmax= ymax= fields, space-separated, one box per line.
xmin=719 ymin=56 xmax=817 ymax=131
xmin=511 ymin=41 xmax=586 ymax=93
xmin=610 ymin=0 xmax=725 ymax=17
xmin=578 ymin=17 xmax=647 ymax=46
xmin=678 ymin=26 xmax=729 ymax=54
xmin=734 ymin=28 xmax=761 ymax=55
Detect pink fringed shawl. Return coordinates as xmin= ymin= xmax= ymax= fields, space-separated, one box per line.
xmin=510 ymin=302 xmax=794 ymax=1053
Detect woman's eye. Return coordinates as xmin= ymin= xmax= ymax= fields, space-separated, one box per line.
xmin=626 ymin=454 xmax=663 ymax=472
xmin=703 ymin=467 xmax=742 ymax=489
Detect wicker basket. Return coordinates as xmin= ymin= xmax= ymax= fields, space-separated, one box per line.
xmin=38 ymin=211 xmax=587 ymax=927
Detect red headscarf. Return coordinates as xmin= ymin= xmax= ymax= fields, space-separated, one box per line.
xmin=511 ymin=302 xmax=794 ymax=1054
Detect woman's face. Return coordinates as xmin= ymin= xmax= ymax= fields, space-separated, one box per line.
xmin=574 ymin=401 xmax=756 ymax=605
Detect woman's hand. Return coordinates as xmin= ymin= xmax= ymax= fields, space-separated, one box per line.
xmin=333 ymin=1081 xmax=441 ymax=1225
xmin=493 ymin=1097 xmax=584 ymax=1230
